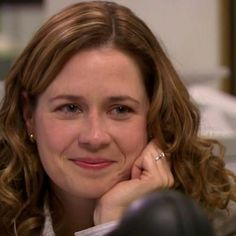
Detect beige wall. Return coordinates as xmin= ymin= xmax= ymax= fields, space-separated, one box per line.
xmin=0 ymin=5 xmax=43 ymax=53
xmin=44 ymin=0 xmax=228 ymax=83
xmin=0 ymin=0 xmax=230 ymax=86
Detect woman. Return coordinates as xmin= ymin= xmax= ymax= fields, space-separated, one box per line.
xmin=0 ymin=1 xmax=235 ymax=236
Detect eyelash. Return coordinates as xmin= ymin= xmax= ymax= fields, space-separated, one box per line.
xmin=56 ymin=104 xmax=82 ymax=115
xmin=55 ymin=103 xmax=134 ymax=120
xmin=109 ymin=105 xmax=134 ymax=119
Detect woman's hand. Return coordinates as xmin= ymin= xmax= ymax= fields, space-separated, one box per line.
xmin=93 ymin=140 xmax=174 ymax=225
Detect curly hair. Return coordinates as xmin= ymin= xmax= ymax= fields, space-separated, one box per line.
xmin=0 ymin=1 xmax=235 ymax=235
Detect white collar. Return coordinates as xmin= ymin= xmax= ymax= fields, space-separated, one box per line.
xmin=42 ymin=207 xmax=55 ymax=236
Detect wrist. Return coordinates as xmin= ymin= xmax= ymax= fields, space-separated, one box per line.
xmin=94 ymin=202 xmax=124 ymax=225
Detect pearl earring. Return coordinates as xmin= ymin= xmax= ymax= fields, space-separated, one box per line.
xmin=29 ymin=133 xmax=35 ymax=143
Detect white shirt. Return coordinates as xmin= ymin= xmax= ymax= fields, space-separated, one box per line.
xmin=74 ymin=221 xmax=118 ymax=236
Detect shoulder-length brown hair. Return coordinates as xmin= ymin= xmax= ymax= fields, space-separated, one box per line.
xmin=0 ymin=1 xmax=235 ymax=235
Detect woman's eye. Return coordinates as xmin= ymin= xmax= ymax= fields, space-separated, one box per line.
xmin=56 ymin=104 xmax=82 ymax=115
xmin=109 ymin=105 xmax=133 ymax=119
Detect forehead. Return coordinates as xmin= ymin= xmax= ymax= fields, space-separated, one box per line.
xmin=44 ymin=47 xmax=147 ymax=97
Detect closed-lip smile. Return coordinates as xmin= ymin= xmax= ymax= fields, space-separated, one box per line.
xmin=70 ymin=157 xmax=115 ymax=170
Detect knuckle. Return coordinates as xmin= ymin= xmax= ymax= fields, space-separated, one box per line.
xmin=168 ymin=174 xmax=175 ymax=187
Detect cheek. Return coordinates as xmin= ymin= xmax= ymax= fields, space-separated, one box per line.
xmin=112 ymin=120 xmax=147 ymax=180
xmin=33 ymin=116 xmax=76 ymax=182
xmin=114 ymin=119 xmax=148 ymax=163
xmin=33 ymin=115 xmax=72 ymax=161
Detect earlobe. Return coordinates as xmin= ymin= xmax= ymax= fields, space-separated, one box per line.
xmin=22 ymin=91 xmax=34 ymax=134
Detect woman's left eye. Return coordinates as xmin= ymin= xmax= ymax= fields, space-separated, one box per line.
xmin=109 ymin=105 xmax=133 ymax=119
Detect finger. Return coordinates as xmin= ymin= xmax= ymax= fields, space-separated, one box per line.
xmin=142 ymin=142 xmax=174 ymax=188
xmin=154 ymin=160 xmax=174 ymax=188
xmin=131 ymin=157 xmax=143 ymax=179
xmin=150 ymin=150 xmax=173 ymax=187
xmin=131 ymin=141 xmax=157 ymax=178
xmin=131 ymin=140 xmax=174 ymax=188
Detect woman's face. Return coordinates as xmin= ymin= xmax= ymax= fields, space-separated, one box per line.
xmin=26 ymin=47 xmax=149 ymax=199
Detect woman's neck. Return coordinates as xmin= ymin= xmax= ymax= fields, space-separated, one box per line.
xmin=50 ymin=190 xmax=96 ymax=236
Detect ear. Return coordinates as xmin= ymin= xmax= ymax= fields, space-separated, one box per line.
xmin=22 ymin=91 xmax=35 ymax=135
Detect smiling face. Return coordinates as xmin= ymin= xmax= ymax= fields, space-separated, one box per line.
xmin=25 ymin=46 xmax=149 ymax=200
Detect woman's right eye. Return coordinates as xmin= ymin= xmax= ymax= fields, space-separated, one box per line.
xmin=56 ymin=104 xmax=82 ymax=116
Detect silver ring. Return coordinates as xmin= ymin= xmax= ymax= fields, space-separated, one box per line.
xmin=154 ymin=152 xmax=165 ymax=161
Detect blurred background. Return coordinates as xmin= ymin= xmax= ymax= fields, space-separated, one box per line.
xmin=0 ymin=0 xmax=235 ymax=171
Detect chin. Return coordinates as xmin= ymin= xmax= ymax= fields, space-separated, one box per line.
xmin=79 ymin=189 xmax=108 ymax=200
xmin=74 ymin=183 xmax=112 ymax=199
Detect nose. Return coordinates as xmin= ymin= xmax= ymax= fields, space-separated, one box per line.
xmin=78 ymin=113 xmax=110 ymax=151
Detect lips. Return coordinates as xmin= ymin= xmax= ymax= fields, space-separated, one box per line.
xmin=70 ymin=158 xmax=114 ymax=170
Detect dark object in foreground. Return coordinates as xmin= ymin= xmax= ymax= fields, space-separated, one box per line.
xmin=107 ymin=190 xmax=215 ymax=236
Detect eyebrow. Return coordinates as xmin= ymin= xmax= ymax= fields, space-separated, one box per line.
xmin=49 ymin=95 xmax=140 ymax=105
xmin=107 ymin=96 xmax=140 ymax=105
xmin=49 ymin=95 xmax=84 ymax=103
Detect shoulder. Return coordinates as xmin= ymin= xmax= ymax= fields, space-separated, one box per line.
xmin=212 ymin=200 xmax=236 ymax=236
